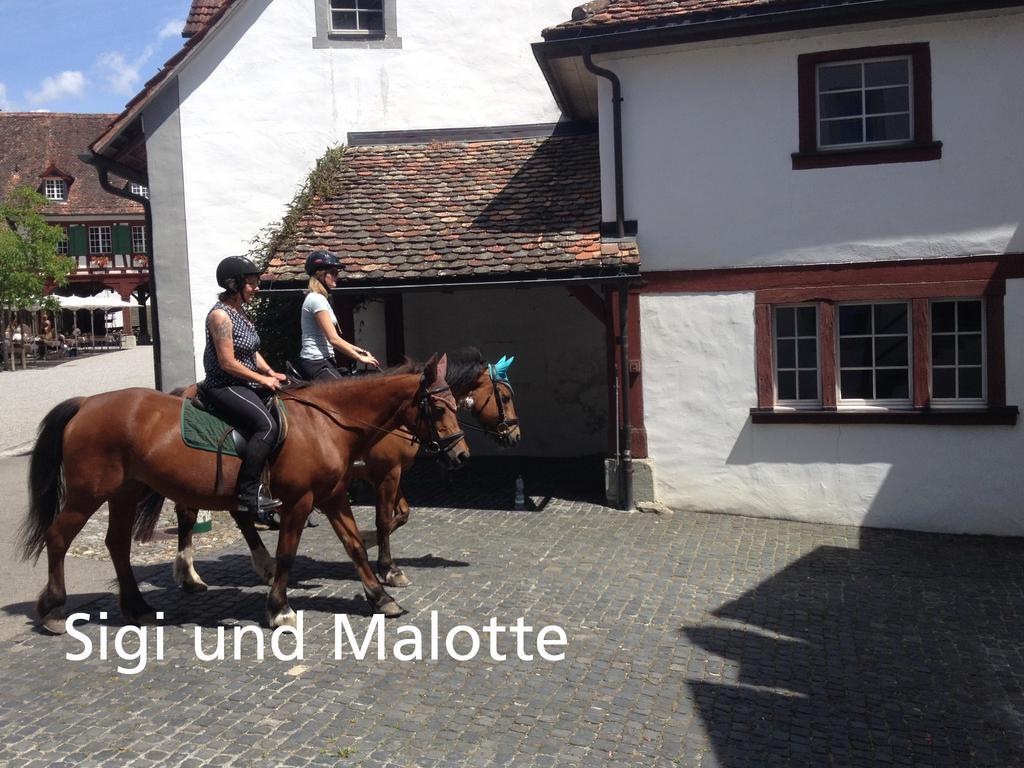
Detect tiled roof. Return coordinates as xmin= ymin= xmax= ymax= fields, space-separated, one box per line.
xmin=545 ymin=0 xmax=864 ymax=37
xmin=183 ymin=0 xmax=231 ymax=36
xmin=0 ymin=113 xmax=143 ymax=217
xmin=266 ymin=132 xmax=639 ymax=285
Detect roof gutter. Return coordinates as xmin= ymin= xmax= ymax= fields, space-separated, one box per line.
xmin=80 ymin=152 xmax=163 ymax=391
xmin=262 ymin=269 xmax=639 ymax=295
xmin=539 ymin=0 xmax=1024 ymax=59
xmin=582 ymin=50 xmax=625 ymax=240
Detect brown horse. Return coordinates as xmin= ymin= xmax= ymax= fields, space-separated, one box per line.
xmin=172 ymin=348 xmax=521 ymax=593
xmin=21 ymin=355 xmax=468 ymax=633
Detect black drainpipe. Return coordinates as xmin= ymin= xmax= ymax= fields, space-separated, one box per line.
xmin=618 ymin=280 xmax=633 ymax=511
xmin=582 ymin=49 xmax=625 ymax=239
xmin=85 ymin=154 xmax=163 ymax=391
xmin=582 ymin=49 xmax=633 ymax=510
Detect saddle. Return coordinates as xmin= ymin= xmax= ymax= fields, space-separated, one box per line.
xmin=180 ymin=387 xmax=288 ymax=459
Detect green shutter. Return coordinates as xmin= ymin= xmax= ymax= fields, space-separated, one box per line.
xmin=112 ymin=224 xmax=132 ymax=254
xmin=68 ymin=226 xmax=87 ymax=257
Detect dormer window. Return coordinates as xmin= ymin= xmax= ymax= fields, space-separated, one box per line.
xmin=44 ymin=178 xmax=67 ymax=201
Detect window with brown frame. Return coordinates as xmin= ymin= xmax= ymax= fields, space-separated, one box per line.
xmin=753 ymin=282 xmax=1015 ymax=425
xmin=792 ymin=43 xmax=942 ymax=170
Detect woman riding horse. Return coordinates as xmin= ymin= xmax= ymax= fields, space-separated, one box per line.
xmin=202 ymin=256 xmax=287 ymax=516
xmin=297 ymin=250 xmax=379 ymax=381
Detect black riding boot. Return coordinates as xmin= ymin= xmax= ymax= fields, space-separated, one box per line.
xmin=236 ymin=437 xmax=282 ymax=516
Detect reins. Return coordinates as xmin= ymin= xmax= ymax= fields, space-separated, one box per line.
xmin=279 ymin=381 xmax=463 ymax=454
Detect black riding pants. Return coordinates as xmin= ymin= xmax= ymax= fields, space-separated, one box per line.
xmin=297 ymin=357 xmax=344 ymax=382
xmin=203 ymin=384 xmax=279 ymax=447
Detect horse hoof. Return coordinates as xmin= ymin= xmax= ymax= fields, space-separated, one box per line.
xmin=383 ymin=569 xmax=411 ymax=588
xmin=378 ymin=599 xmax=405 ymax=618
xmin=269 ymin=609 xmax=298 ymax=628
xmin=41 ymin=614 xmax=67 ymax=635
xmin=181 ymin=580 xmax=209 ymax=594
xmin=125 ymin=611 xmax=158 ymax=627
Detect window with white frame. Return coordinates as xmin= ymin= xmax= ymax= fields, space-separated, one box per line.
xmin=88 ymin=225 xmax=112 ymax=255
xmin=794 ymin=44 xmax=938 ymax=170
xmin=838 ymin=303 xmax=911 ymax=402
xmin=44 ymin=179 xmax=67 ymax=201
xmin=56 ymin=230 xmax=68 ymax=255
xmin=313 ymin=0 xmax=399 ymax=48
xmin=329 ymin=0 xmax=383 ymax=33
xmin=931 ymin=299 xmax=985 ymax=401
xmin=817 ymin=57 xmax=912 ymax=149
xmin=774 ymin=305 xmax=819 ymax=403
xmin=129 ymin=182 xmax=149 ymax=198
xmin=131 ymin=225 xmax=146 ymax=253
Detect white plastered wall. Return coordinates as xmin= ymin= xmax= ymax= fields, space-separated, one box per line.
xmin=640 ymin=282 xmax=1024 ymax=535
xmin=168 ymin=0 xmax=580 ymax=371
xmin=594 ymin=10 xmax=1024 ymax=270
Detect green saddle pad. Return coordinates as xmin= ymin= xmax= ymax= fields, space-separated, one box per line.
xmin=180 ymin=397 xmax=287 ymax=457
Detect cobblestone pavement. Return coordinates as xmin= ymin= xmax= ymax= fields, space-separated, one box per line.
xmin=2 ymin=460 xmax=1023 ymax=767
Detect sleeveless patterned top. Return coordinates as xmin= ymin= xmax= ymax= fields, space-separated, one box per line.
xmin=202 ymin=301 xmax=262 ymax=388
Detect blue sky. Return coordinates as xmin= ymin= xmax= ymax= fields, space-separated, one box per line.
xmin=0 ymin=0 xmax=194 ymax=115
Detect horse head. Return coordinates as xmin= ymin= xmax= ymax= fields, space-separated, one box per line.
xmin=462 ymin=354 xmax=520 ymax=448
xmin=415 ymin=353 xmax=471 ymax=468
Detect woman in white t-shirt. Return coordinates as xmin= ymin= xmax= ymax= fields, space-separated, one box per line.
xmin=297 ymin=251 xmax=379 ymax=381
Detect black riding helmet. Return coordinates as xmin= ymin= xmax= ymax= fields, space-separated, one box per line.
xmin=216 ymin=256 xmax=260 ymax=292
xmin=305 ymin=250 xmax=340 ymax=276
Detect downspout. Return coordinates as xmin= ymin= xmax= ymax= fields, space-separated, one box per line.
xmin=582 ymin=49 xmax=625 ymax=239
xmin=86 ymin=155 xmax=163 ymax=391
xmin=618 ymin=280 xmax=633 ymax=511
xmin=583 ymin=48 xmax=633 ymax=509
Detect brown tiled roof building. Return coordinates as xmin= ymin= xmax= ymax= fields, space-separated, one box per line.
xmin=0 ymin=113 xmax=143 ymax=217
xmin=546 ymin=0 xmax=842 ymax=37
xmin=266 ymin=130 xmax=639 ymax=286
xmin=183 ymin=0 xmax=232 ymax=37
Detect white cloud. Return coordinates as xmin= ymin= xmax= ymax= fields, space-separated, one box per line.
xmin=26 ymin=71 xmax=87 ymax=106
xmin=158 ymin=19 xmax=185 ymax=40
xmin=0 ymin=82 xmax=13 ymax=111
xmin=97 ymin=51 xmax=144 ymax=96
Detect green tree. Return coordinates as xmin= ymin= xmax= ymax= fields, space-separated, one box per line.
xmin=0 ymin=186 xmax=74 ymax=368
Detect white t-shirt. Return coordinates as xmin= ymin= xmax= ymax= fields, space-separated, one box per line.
xmin=300 ymin=292 xmax=338 ymax=361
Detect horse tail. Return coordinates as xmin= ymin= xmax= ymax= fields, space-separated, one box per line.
xmin=132 ymin=488 xmax=167 ymax=543
xmin=21 ymin=397 xmax=84 ymax=562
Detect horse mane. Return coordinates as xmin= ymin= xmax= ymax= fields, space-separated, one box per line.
xmin=399 ymin=347 xmax=485 ymax=392
xmin=293 ymin=347 xmax=485 ymax=392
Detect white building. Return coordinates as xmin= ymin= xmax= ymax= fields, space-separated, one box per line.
xmin=93 ymin=0 xmax=1024 ymax=534
xmin=537 ymin=0 xmax=1024 ymax=534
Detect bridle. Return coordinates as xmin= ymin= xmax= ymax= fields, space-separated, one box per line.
xmin=485 ymin=378 xmax=519 ymax=441
xmin=417 ymin=383 xmax=465 ymax=456
xmin=458 ymin=370 xmax=519 ymax=441
xmin=280 ymin=380 xmax=464 ymax=457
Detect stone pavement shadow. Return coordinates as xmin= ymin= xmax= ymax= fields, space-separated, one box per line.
xmin=395 ymin=455 xmax=606 ymax=511
xmin=681 ymin=531 xmax=1024 ymax=767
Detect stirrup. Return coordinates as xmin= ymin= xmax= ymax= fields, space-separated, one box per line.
xmin=257 ymin=484 xmax=282 ymax=512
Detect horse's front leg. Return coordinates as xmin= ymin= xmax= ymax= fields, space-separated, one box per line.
xmin=266 ymin=498 xmax=312 ymax=628
xmin=227 ymin=510 xmax=275 ymax=585
xmin=374 ymin=467 xmax=410 ymax=588
xmin=321 ymin=491 xmax=405 ymax=618
xmin=172 ymin=505 xmax=208 ymax=592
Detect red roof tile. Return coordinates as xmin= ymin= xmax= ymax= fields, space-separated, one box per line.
xmin=546 ymin=0 xmax=866 ymax=37
xmin=0 ymin=113 xmax=143 ymax=217
xmin=266 ymin=132 xmax=639 ymax=285
xmin=183 ymin=0 xmax=231 ymax=36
